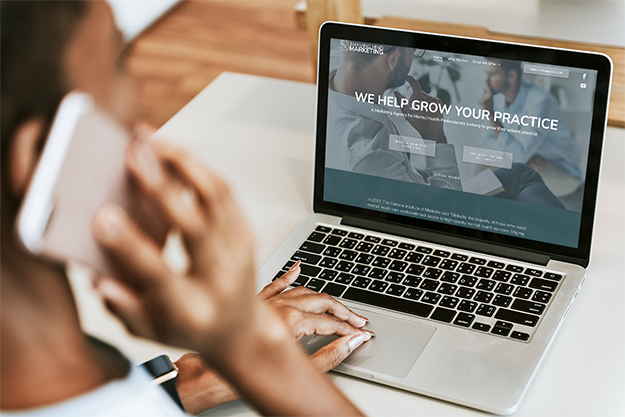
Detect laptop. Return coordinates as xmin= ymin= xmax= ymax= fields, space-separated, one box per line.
xmin=257 ymin=22 xmax=612 ymax=414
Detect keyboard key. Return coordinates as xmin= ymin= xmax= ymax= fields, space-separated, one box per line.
xmin=305 ymin=279 xmax=325 ymax=292
xmin=388 ymin=260 xmax=408 ymax=272
xmin=495 ymin=309 xmax=539 ymax=327
xmin=487 ymin=260 xmax=505 ymax=269
xmin=335 ymin=273 xmax=354 ymax=285
xmin=371 ymin=245 xmax=391 ymax=256
xmin=431 ymin=307 xmax=456 ymax=323
xmin=438 ymin=283 xmax=457 ymax=295
xmin=457 ymin=300 xmax=477 ymax=312
xmin=322 ymin=282 xmax=346 ymax=297
xmin=495 ymin=283 xmax=514 ymax=295
xmin=422 ymin=255 xmax=441 ymax=267
xmin=355 ymin=253 xmax=374 ymax=265
xmin=299 ymin=241 xmax=325 ymax=254
xmin=368 ymin=268 xmax=387 ymax=280
xmin=525 ymin=268 xmax=543 ymax=277
xmin=319 ymin=269 xmax=338 ymax=280
xmin=282 ymin=260 xmax=296 ymax=271
xmin=433 ymin=250 xmax=451 ymax=258
xmin=386 ymin=284 xmax=406 ymax=296
xmin=456 ymin=287 xmax=475 ymax=299
xmin=382 ymin=239 xmax=398 ymax=247
xmin=458 ymin=275 xmax=477 ymax=287
xmin=307 ymin=232 xmax=326 ymax=242
xmin=398 ymin=242 xmax=415 ymax=250
xmin=472 ymin=322 xmax=491 ymax=332
xmin=318 ymin=257 xmax=338 ymax=268
xmin=335 ymin=261 xmax=354 ymax=272
xmin=339 ymin=238 xmax=358 ymax=249
xmin=511 ymin=299 xmax=546 ymax=315
xmin=292 ymin=251 xmax=321 ymax=265
xmin=416 ymin=246 xmax=433 ymax=254
xmin=440 ymin=271 xmax=460 ymax=283
xmin=513 ymin=287 xmax=533 ymax=299
xmin=300 ymin=264 xmax=321 ymax=277
xmin=351 ymin=277 xmax=372 ymax=289
xmin=491 ymin=320 xmax=513 ymax=336
xmin=402 ymin=275 xmax=422 ymax=287
xmin=544 ymin=272 xmax=563 ymax=281
xmin=355 ymin=242 xmax=374 ymax=253
xmin=369 ymin=281 xmax=388 ymax=292
xmin=348 ymin=232 xmax=365 ymax=240
xmin=476 ymin=304 xmax=495 ymax=317
xmin=388 ymin=248 xmax=407 ymax=259
xmin=420 ymin=279 xmax=440 ymax=291
xmin=421 ymin=292 xmax=441 ymax=304
xmin=323 ymin=235 xmax=342 ymax=246
xmin=492 ymin=295 xmax=512 ymax=307
xmin=423 ymin=268 xmax=442 ymax=279
xmin=474 ymin=291 xmax=493 ymax=303
xmin=405 ymin=252 xmax=424 ymax=263
xmin=457 ymin=263 xmax=476 ymax=274
xmin=529 ymin=278 xmax=558 ymax=292
xmin=454 ymin=312 xmax=475 ymax=327
xmin=331 ymin=229 xmax=348 ymax=236
xmin=292 ymin=275 xmax=309 ymax=287
xmin=439 ymin=259 xmax=459 ymax=270
xmin=403 ymin=288 xmax=423 ymax=301
xmin=451 ymin=253 xmax=469 ymax=261
xmin=505 ymin=264 xmax=525 ymax=273
xmin=474 ymin=266 xmax=494 ymax=278
xmin=492 ymin=270 xmax=512 ymax=282
xmin=476 ymin=279 xmax=495 ymax=291
xmin=511 ymin=331 xmax=530 ymax=341
xmin=469 ymin=257 xmax=487 ymax=265
xmin=406 ymin=264 xmax=425 ymax=276
xmin=352 ymin=264 xmax=371 ymax=276
xmin=343 ymin=287 xmax=433 ymax=318
xmin=364 ymin=235 xmax=381 ymax=243
xmin=439 ymin=296 xmax=459 ymax=309
xmin=323 ymin=247 xmax=341 ymax=257
xmin=532 ymin=290 xmax=552 ymax=303
xmin=315 ymin=225 xmax=332 ymax=233
xmin=385 ymin=271 xmax=405 ymax=283
xmin=510 ymin=274 xmax=530 ymax=286
xmin=372 ymin=257 xmax=391 ymax=268
xmin=339 ymin=250 xmax=357 ymax=261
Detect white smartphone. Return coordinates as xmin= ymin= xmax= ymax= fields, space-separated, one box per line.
xmin=16 ymin=92 xmax=166 ymax=274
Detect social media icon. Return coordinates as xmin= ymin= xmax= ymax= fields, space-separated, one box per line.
xmin=580 ymin=83 xmax=587 ymax=89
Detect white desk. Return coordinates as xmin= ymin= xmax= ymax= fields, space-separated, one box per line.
xmin=75 ymin=72 xmax=624 ymax=416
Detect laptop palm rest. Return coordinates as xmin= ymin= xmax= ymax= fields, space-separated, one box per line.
xmin=303 ymin=308 xmax=436 ymax=379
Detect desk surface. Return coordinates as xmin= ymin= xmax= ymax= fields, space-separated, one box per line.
xmin=76 ymin=72 xmax=624 ymax=416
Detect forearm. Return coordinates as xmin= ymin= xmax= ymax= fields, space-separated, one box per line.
xmin=202 ymin=305 xmax=363 ymax=416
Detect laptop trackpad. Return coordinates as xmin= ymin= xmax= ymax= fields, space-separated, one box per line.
xmin=303 ymin=309 xmax=436 ymax=379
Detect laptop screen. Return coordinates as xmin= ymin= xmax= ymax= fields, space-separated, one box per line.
xmin=314 ymin=23 xmax=612 ymax=266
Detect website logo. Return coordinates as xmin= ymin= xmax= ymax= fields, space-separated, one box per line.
xmin=339 ymin=40 xmax=384 ymax=55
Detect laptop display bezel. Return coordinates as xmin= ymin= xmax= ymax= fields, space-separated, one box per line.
xmin=313 ymin=22 xmax=613 ymax=268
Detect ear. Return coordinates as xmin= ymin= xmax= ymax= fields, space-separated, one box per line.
xmin=508 ymin=69 xmax=519 ymax=85
xmin=386 ymin=48 xmax=401 ymax=70
xmin=7 ymin=119 xmax=46 ymax=199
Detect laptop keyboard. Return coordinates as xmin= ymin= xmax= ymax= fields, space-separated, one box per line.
xmin=274 ymin=224 xmax=565 ymax=342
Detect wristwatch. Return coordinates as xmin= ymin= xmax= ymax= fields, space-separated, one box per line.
xmin=141 ymin=355 xmax=184 ymax=410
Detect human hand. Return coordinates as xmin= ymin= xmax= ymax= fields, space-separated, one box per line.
xmin=259 ymin=261 xmax=373 ymax=371
xmin=479 ymin=85 xmax=494 ymax=114
xmin=394 ymin=75 xmax=447 ymax=143
xmin=92 ymin=137 xmax=260 ymax=357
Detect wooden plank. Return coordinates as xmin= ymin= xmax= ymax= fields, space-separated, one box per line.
xmin=377 ymin=16 xmax=624 ymax=128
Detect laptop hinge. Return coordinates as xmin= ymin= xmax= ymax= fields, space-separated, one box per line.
xmin=341 ymin=215 xmax=551 ymax=266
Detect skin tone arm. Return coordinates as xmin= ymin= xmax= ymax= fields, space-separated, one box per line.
xmin=92 ymin=138 xmax=365 ymax=416
xmin=478 ymin=84 xmax=504 ymax=136
xmin=173 ymin=262 xmax=373 ymax=415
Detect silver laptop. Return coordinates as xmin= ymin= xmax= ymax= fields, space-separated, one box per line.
xmin=257 ymin=22 xmax=612 ymax=414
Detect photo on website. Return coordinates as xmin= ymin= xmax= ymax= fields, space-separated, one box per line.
xmin=324 ymin=38 xmax=597 ymax=247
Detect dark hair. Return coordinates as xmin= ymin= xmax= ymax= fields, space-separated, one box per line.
xmin=1 ymin=1 xmax=87 ymax=211
xmin=499 ymin=59 xmax=523 ymax=77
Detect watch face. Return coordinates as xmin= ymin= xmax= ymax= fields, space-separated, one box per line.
xmin=142 ymin=355 xmax=176 ymax=378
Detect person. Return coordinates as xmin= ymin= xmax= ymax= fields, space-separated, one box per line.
xmin=328 ymin=44 xmax=565 ymax=209
xmin=327 ymin=44 xmax=463 ymax=190
xmin=478 ymin=59 xmax=582 ymax=184
xmin=0 ymin=2 xmax=372 ymax=415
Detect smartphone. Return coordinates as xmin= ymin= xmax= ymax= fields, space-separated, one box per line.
xmin=16 ymin=92 xmax=166 ymax=274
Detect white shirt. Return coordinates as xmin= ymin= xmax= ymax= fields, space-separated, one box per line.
xmin=2 ymin=365 xmax=187 ymax=417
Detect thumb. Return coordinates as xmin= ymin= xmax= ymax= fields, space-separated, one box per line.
xmin=309 ymin=332 xmax=372 ymax=373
